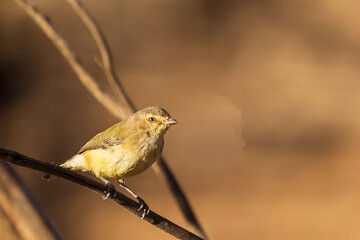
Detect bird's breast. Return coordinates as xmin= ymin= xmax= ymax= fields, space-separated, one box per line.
xmin=83 ymin=135 xmax=164 ymax=179
xmin=137 ymin=134 xmax=164 ymax=159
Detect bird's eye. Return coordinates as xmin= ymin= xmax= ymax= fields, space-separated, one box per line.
xmin=148 ymin=117 xmax=155 ymax=123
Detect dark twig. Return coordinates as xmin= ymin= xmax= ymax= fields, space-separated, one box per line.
xmin=11 ymin=0 xmax=207 ymax=238
xmin=0 ymin=147 xmax=203 ymax=240
xmin=63 ymin=1 xmax=208 ymax=237
xmin=155 ymin=157 xmax=209 ymax=239
xmin=0 ymin=161 xmax=64 ymax=240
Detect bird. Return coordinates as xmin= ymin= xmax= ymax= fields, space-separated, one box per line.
xmin=43 ymin=106 xmax=177 ymax=219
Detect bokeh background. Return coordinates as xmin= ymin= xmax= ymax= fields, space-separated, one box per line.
xmin=1 ymin=0 xmax=360 ymax=239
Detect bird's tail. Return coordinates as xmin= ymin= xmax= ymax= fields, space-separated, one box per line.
xmin=42 ymin=154 xmax=86 ymax=181
xmin=60 ymin=154 xmax=86 ymax=170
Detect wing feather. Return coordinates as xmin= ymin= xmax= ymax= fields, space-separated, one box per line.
xmin=77 ymin=122 xmax=126 ymax=154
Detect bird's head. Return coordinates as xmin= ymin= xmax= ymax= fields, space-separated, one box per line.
xmin=129 ymin=106 xmax=178 ymax=137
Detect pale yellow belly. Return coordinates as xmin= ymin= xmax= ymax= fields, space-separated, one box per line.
xmin=82 ymin=146 xmax=159 ymax=179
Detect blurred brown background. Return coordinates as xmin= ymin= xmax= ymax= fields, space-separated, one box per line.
xmin=1 ymin=0 xmax=360 ymax=239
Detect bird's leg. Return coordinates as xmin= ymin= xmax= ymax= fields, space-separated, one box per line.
xmin=117 ymin=179 xmax=150 ymax=219
xmin=97 ymin=176 xmax=115 ymax=200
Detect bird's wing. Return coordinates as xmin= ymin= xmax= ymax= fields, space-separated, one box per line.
xmin=77 ymin=122 xmax=125 ymax=154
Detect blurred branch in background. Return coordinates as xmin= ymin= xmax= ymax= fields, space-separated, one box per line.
xmin=0 ymin=147 xmax=203 ymax=240
xmin=11 ymin=0 xmax=208 ymax=238
xmin=11 ymin=0 xmax=131 ymax=120
xmin=0 ymin=161 xmax=63 ymax=240
xmin=65 ymin=0 xmax=136 ymax=111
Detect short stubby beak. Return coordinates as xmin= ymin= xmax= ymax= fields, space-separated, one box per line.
xmin=163 ymin=118 xmax=178 ymax=125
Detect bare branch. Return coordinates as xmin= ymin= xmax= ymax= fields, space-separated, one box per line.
xmin=65 ymin=0 xmax=136 ymax=111
xmin=0 ymin=162 xmax=64 ymax=240
xmin=63 ymin=2 xmax=209 ymax=237
xmin=154 ymin=157 xmax=209 ymax=239
xmin=0 ymin=147 xmax=203 ymax=240
xmin=11 ymin=0 xmax=208 ymax=238
xmin=12 ymin=0 xmax=132 ymax=120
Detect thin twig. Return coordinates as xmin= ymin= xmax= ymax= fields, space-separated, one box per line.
xmin=65 ymin=0 xmax=136 ymax=111
xmin=12 ymin=0 xmax=132 ymax=120
xmin=0 ymin=147 xmax=203 ymax=240
xmin=154 ymin=157 xmax=209 ymax=238
xmin=0 ymin=162 xmax=64 ymax=240
xmin=12 ymin=0 xmax=208 ymax=238
xmin=62 ymin=1 xmax=208 ymax=238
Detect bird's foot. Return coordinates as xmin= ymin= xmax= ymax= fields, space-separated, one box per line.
xmin=136 ymin=196 xmax=150 ymax=219
xmin=102 ymin=183 xmax=115 ymax=200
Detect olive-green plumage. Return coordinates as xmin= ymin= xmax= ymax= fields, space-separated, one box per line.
xmin=61 ymin=106 xmax=177 ymax=180
xmin=43 ymin=106 xmax=177 ymax=218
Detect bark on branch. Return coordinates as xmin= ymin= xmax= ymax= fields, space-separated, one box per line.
xmin=11 ymin=0 xmax=208 ymax=238
xmin=0 ymin=147 xmax=202 ymax=240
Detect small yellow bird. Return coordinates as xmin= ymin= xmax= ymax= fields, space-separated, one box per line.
xmin=45 ymin=106 xmax=177 ymax=218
